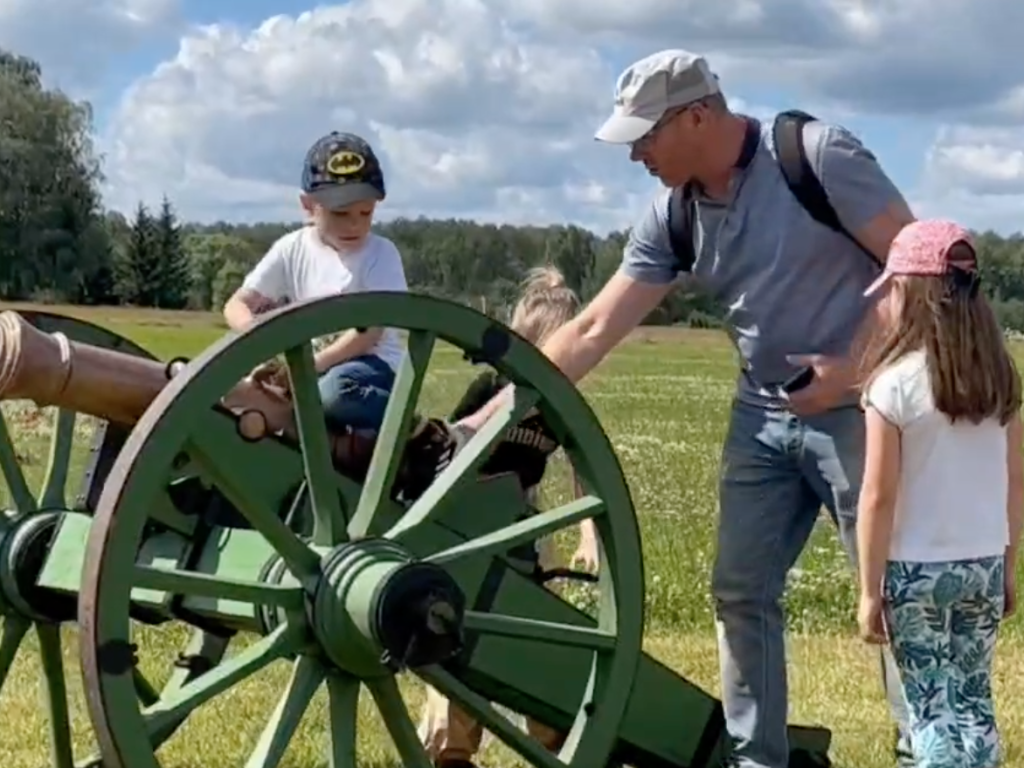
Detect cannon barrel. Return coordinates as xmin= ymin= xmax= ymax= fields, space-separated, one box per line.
xmin=0 ymin=310 xmax=383 ymax=482
xmin=0 ymin=309 xmax=295 ymax=432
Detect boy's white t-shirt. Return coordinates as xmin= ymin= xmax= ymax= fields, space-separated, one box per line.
xmin=864 ymin=348 xmax=1009 ymax=563
xmin=240 ymin=227 xmax=407 ymax=371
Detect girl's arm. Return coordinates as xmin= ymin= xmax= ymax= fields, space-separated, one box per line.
xmin=857 ymin=405 xmax=902 ymax=598
xmin=1006 ymin=413 xmax=1023 ymax=566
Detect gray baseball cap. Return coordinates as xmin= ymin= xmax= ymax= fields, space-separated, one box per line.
xmin=595 ymin=49 xmax=721 ymax=144
xmin=301 ymin=132 xmax=386 ymax=210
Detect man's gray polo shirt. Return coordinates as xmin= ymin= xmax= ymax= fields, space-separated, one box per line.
xmin=620 ymin=117 xmax=907 ymax=409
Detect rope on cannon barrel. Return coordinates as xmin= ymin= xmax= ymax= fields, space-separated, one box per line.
xmin=52 ymin=332 xmax=73 ymax=402
xmin=0 ymin=312 xmax=22 ymax=397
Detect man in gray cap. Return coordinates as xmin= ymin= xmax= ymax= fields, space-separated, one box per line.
xmin=456 ymin=49 xmax=916 ymax=767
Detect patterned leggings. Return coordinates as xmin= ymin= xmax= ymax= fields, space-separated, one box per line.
xmin=884 ymin=556 xmax=1006 ymax=768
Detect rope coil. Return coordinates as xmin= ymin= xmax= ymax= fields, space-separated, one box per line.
xmin=0 ymin=312 xmax=24 ymax=398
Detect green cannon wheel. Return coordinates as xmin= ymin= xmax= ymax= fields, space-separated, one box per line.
xmin=79 ymin=292 xmax=645 ymax=768
xmin=0 ymin=312 xmax=231 ymax=767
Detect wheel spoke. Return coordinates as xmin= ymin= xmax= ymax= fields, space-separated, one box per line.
xmin=187 ymin=434 xmax=321 ymax=580
xmin=133 ymin=667 xmax=161 ymax=707
xmin=39 ymin=408 xmax=75 ymax=510
xmin=426 ymin=495 xmax=605 ymax=566
xmin=131 ymin=565 xmax=306 ymax=610
xmin=36 ymin=623 xmax=73 ymax=768
xmin=348 ymin=330 xmax=435 ymax=538
xmin=386 ymin=384 xmax=541 ymax=543
xmin=366 ymin=675 xmax=432 ymax=768
xmin=0 ymin=616 xmax=29 ymax=698
xmin=143 ymin=622 xmax=300 ymax=739
xmin=417 ymin=665 xmax=565 ymax=768
xmin=284 ymin=344 xmax=346 ymax=547
xmin=326 ymin=673 xmax=360 ymax=768
xmin=245 ymin=654 xmax=325 ymax=768
xmin=0 ymin=411 xmax=36 ymax=513
xmin=462 ymin=612 xmax=616 ymax=650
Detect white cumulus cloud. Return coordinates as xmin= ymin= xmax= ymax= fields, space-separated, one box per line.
xmin=98 ymin=0 xmax=660 ymax=233
xmin=0 ymin=0 xmax=179 ymax=90
xmin=4 ymin=0 xmax=1023 ymax=234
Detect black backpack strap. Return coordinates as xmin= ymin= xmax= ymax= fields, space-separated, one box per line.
xmin=773 ymin=109 xmax=882 ymax=266
xmin=666 ymin=181 xmax=697 ymax=274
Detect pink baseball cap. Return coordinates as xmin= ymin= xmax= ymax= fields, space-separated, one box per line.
xmin=863 ymin=219 xmax=978 ymax=297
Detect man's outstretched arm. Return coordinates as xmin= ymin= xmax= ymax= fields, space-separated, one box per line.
xmin=456 ymin=270 xmax=673 ymax=432
xmin=456 ymin=190 xmax=680 ymax=433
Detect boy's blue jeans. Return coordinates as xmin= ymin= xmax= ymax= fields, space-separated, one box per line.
xmin=317 ymin=354 xmax=395 ymax=433
xmin=713 ymin=399 xmax=912 ymax=768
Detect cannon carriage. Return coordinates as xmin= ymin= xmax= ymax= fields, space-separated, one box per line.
xmin=0 ymin=295 xmax=833 ymax=768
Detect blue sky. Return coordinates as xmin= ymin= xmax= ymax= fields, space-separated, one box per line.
xmin=3 ymin=0 xmax=1021 ymax=236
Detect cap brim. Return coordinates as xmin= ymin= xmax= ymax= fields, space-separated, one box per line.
xmin=308 ymin=183 xmax=384 ymax=211
xmin=863 ymin=271 xmax=893 ymax=297
xmin=594 ymin=113 xmax=659 ymax=144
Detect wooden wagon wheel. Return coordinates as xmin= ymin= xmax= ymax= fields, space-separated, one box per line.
xmin=78 ymin=292 xmax=645 ymax=768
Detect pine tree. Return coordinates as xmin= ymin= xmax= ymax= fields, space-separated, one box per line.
xmin=154 ymin=195 xmax=189 ymax=308
xmin=113 ymin=202 xmax=160 ymax=305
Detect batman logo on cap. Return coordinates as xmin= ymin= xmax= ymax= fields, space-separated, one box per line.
xmin=326 ymin=150 xmax=366 ymax=176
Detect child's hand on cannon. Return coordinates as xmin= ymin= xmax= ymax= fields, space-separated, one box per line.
xmin=248 ymin=359 xmax=290 ymax=393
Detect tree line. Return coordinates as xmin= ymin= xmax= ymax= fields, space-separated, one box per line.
xmin=4 ymin=47 xmax=1024 ymax=330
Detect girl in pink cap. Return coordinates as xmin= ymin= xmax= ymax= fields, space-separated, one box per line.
xmin=855 ymin=218 xmax=1023 ymax=767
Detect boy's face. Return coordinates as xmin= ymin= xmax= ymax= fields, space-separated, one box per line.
xmin=301 ymin=195 xmax=376 ymax=251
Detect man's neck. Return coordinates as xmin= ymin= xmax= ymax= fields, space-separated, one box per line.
xmin=693 ymin=114 xmax=755 ymax=200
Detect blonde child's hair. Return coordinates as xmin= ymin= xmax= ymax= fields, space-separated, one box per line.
xmin=506 ymin=265 xmax=582 ymax=512
xmin=860 ymin=241 xmax=1023 ymax=426
xmin=509 ymin=265 xmax=582 ymax=347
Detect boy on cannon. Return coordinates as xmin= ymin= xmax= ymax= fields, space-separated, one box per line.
xmin=222 ymin=130 xmax=407 ymax=436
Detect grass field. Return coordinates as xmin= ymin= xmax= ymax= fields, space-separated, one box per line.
xmin=2 ymin=302 xmax=1024 ymax=768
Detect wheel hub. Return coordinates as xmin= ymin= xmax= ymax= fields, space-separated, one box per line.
xmin=309 ymin=538 xmax=466 ymax=677
xmin=0 ymin=511 xmax=75 ymax=623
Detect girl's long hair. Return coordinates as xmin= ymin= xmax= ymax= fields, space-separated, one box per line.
xmin=860 ymin=242 xmax=1022 ymax=425
xmin=508 ymin=265 xmax=581 ymax=347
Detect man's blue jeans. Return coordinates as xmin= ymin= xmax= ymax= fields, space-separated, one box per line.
xmin=317 ymin=354 xmax=395 ymax=433
xmin=712 ymin=399 xmax=912 ymax=768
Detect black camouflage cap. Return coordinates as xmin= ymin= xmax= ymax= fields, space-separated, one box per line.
xmin=301 ymin=132 xmax=386 ymax=210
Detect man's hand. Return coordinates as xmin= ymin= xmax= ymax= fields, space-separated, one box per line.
xmin=783 ymin=353 xmax=856 ymax=416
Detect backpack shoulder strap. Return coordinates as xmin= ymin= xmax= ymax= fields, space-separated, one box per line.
xmin=666 ymin=182 xmax=697 ymax=274
xmin=773 ymin=109 xmax=842 ymax=233
xmin=773 ymin=109 xmax=882 ymax=265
